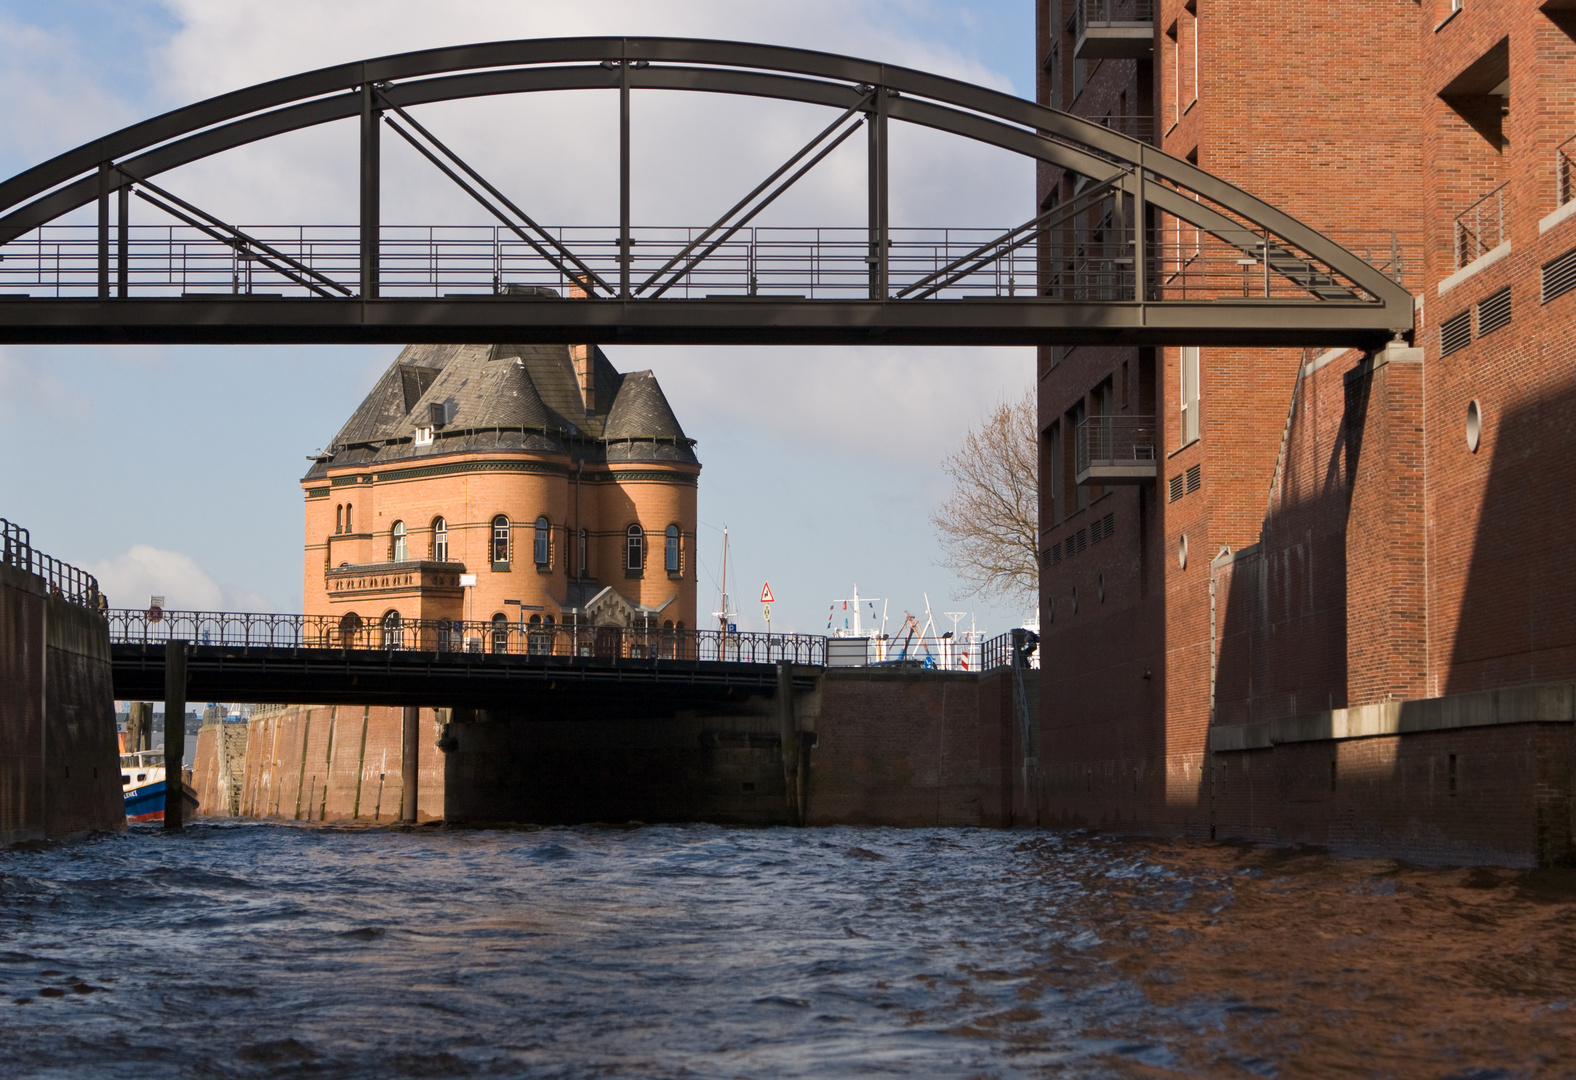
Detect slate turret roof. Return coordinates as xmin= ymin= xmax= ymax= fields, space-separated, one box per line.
xmin=304 ymin=340 xmax=698 ymax=480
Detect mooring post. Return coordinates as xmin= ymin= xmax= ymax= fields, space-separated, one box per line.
xmin=776 ymin=661 xmax=800 ymax=825
xmin=163 ymin=640 xmax=187 ymax=830
xmin=400 ymin=705 xmax=419 ymax=823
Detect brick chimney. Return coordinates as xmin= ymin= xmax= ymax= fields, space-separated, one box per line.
xmin=567 ymin=278 xmax=594 ymax=415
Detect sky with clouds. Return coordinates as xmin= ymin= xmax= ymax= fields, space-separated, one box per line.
xmin=0 ymin=0 xmax=1036 ymax=636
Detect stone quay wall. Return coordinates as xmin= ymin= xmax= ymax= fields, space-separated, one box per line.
xmin=193 ymin=704 xmax=445 ymax=823
xmin=0 ymin=562 xmax=124 ymax=845
xmin=188 ymin=666 xmax=1039 ymax=828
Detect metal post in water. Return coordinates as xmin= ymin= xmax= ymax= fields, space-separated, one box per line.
xmin=163 ymin=640 xmax=187 ymax=830
xmin=400 ymin=705 xmax=419 ymax=823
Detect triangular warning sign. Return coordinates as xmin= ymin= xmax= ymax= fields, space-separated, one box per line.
xmin=760 ymin=582 xmax=775 ymax=604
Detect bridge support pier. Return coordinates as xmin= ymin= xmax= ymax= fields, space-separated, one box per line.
xmin=162 ymin=640 xmax=187 ymax=830
xmin=400 ymin=705 xmax=419 ymax=823
xmin=777 ymin=661 xmax=804 ymax=826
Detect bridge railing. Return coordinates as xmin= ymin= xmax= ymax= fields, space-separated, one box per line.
xmin=106 ymin=609 xmax=826 ymax=666
xmin=2 ymin=224 xmax=1042 ymax=301
xmin=2 ymin=516 xmax=102 ymax=610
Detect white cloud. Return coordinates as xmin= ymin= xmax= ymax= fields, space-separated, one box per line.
xmin=0 ymin=347 xmax=81 ymax=421
xmin=624 ymin=344 xmax=1032 ymax=463
xmin=0 ymin=17 xmax=141 ymax=172
xmin=90 ymin=544 xmax=273 ymax=612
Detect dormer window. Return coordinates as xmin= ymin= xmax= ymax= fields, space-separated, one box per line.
xmin=414 ymin=426 xmax=434 ymax=446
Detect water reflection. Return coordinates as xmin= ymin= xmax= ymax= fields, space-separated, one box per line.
xmin=1 ymin=824 xmax=1572 ymax=1077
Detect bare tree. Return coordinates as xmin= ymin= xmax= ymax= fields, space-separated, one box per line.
xmin=932 ymin=388 xmax=1039 ymax=606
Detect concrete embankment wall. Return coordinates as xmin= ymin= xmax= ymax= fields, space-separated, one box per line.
xmin=0 ymin=563 xmax=124 ymax=845
xmin=1208 ymin=686 xmax=1576 ymax=867
xmin=192 ymin=721 xmax=249 ymax=817
xmin=189 ymin=665 xmax=1039 ymax=828
xmin=193 ymin=705 xmax=444 ymax=823
xmin=806 ymin=668 xmax=1033 ymax=827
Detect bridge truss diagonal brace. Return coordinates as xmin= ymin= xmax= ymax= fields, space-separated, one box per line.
xmin=639 ymin=89 xmax=873 ymax=299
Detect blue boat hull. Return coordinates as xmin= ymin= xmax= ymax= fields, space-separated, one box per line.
xmin=124 ymin=780 xmax=199 ymax=822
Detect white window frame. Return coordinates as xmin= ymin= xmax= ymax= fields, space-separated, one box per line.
xmin=1179 ymin=346 xmax=1200 ymax=447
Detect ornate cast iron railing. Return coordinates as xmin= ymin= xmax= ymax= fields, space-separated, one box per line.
xmin=106 ymin=609 xmax=825 ymax=666
xmin=1 ymin=516 xmax=102 ymax=609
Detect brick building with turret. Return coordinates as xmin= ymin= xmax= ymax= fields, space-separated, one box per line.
xmin=1034 ymin=0 xmax=1576 ymax=865
xmin=302 ymin=336 xmax=700 ymax=648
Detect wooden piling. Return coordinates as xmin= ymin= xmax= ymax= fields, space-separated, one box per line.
xmin=163 ymin=640 xmax=187 ymax=830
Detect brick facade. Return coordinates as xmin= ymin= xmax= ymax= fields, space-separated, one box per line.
xmin=1036 ymin=0 xmax=1576 ymax=863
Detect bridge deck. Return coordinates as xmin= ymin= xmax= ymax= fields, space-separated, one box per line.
xmin=0 ymin=296 xmax=1402 ymax=348
xmin=112 ymin=642 xmax=819 ymax=714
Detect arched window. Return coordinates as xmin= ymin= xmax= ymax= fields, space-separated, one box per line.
xmin=534 ymin=516 xmax=550 ymax=568
xmin=664 ymin=524 xmax=681 ymax=575
xmin=338 ymin=611 xmax=362 ymax=648
xmin=527 ymin=612 xmax=546 ymax=655
xmin=491 ymin=515 xmax=510 ymax=567
xmin=625 ymin=524 xmax=645 ymax=575
xmin=577 ymin=528 xmax=587 ymax=578
xmin=391 ymin=520 xmax=407 ymax=562
xmin=432 ymin=517 xmax=448 ymax=562
xmin=335 ymin=504 xmax=343 ymax=534
xmin=345 ymin=502 xmax=353 ymax=532
xmin=491 ymin=612 xmax=509 ymax=654
xmin=380 ymin=610 xmax=403 ymax=650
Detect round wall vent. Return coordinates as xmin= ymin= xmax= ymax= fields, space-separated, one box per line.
xmin=1466 ymin=399 xmax=1482 ymax=453
xmin=1178 ymin=534 xmax=1189 ymax=570
xmin=1071 ymin=585 xmax=1078 ymax=614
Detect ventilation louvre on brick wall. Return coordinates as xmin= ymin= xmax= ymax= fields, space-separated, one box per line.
xmin=1089 ymin=512 xmax=1114 ymax=544
xmin=1185 ymin=464 xmax=1202 ymax=493
xmin=1440 ymin=309 xmax=1472 ymax=355
xmin=1541 ymin=247 xmax=1576 ymax=304
xmin=1475 ymin=287 xmax=1511 ymax=337
xmin=1169 ymin=474 xmax=1183 ymax=502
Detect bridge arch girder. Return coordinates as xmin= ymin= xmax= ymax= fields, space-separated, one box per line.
xmin=0 ymin=37 xmax=1415 ymax=345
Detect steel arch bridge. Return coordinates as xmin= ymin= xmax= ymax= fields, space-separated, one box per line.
xmin=0 ymin=37 xmax=1413 ymax=348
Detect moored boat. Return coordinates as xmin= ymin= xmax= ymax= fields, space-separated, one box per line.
xmin=120 ymin=750 xmax=198 ymax=822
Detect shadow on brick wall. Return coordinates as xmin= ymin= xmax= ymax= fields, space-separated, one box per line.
xmin=1445 ymin=379 xmax=1576 ymax=693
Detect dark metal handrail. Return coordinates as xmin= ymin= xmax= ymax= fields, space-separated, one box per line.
xmin=1 ymin=516 xmax=101 ymax=610
xmin=1559 ymin=134 xmax=1576 ymax=208
xmin=1455 ymin=183 xmax=1507 ymax=268
xmin=106 ymin=609 xmax=826 ymax=666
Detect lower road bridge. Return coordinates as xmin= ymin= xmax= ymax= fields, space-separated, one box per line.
xmin=108 ymin=609 xmax=825 ymax=714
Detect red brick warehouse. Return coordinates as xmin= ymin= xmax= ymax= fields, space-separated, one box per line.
xmin=1034 ymin=0 xmax=1576 ymax=865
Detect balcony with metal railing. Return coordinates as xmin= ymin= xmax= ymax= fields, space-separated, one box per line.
xmin=1072 ymin=0 xmax=1156 ymax=59
xmin=1075 ymin=414 xmax=1158 ymax=485
xmin=1558 ymin=134 xmax=1576 ymax=208
xmin=1455 ymin=182 xmax=1508 ymax=269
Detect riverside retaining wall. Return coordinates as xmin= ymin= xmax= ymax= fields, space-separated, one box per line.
xmin=0 ymin=562 xmax=124 ymax=844
xmin=190 ymin=666 xmax=1040 ymax=828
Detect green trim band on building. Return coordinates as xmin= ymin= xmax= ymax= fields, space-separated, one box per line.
xmin=315 ymin=461 xmax=696 ymax=488
xmin=305 ymin=487 xmax=330 ymax=499
xmin=588 ymin=470 xmax=699 ymax=486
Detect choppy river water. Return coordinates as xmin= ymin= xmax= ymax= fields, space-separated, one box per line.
xmin=2 ymin=823 xmax=1574 ymax=1078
